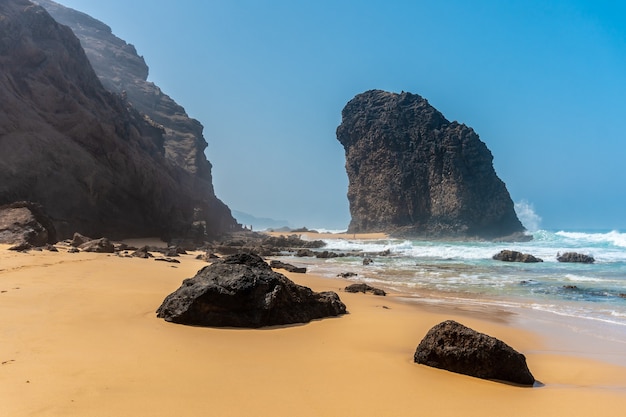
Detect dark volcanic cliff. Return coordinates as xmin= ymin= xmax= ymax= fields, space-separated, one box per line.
xmin=336 ymin=90 xmax=525 ymax=240
xmin=34 ymin=0 xmax=236 ymax=237
xmin=0 ymin=0 xmax=237 ymax=239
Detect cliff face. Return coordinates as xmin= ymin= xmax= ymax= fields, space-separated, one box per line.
xmin=0 ymin=0 xmax=237 ymax=239
xmin=34 ymin=0 xmax=236 ymax=237
xmin=336 ymin=90 xmax=525 ymax=240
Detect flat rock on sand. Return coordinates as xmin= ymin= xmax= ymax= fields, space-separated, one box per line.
xmin=156 ymin=253 xmax=346 ymax=327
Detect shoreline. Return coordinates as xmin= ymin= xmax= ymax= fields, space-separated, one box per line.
xmin=2 ymin=242 xmax=626 ymax=416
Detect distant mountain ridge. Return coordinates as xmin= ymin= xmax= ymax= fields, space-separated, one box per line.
xmin=0 ymin=0 xmax=238 ymax=239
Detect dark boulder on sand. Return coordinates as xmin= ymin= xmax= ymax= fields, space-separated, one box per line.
xmin=269 ymin=260 xmax=307 ymax=274
xmin=557 ymin=252 xmax=595 ymax=264
xmin=414 ymin=320 xmax=535 ymax=386
xmin=493 ymin=250 xmax=543 ymax=263
xmin=344 ymin=283 xmax=386 ymax=296
xmin=156 ymin=253 xmax=346 ymax=328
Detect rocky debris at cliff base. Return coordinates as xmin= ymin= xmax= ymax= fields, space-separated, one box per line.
xmin=78 ymin=238 xmax=115 ymax=253
xmin=414 ymin=320 xmax=535 ymax=386
xmin=156 ymin=253 xmax=346 ymax=328
xmin=131 ymin=246 xmax=153 ymax=259
xmin=492 ymin=250 xmax=543 ymax=263
xmin=344 ymin=283 xmax=386 ymax=296
xmin=70 ymin=233 xmax=92 ymax=247
xmin=0 ymin=202 xmax=57 ymax=247
xmin=557 ymin=252 xmax=595 ymax=264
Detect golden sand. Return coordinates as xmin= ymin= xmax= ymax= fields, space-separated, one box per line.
xmin=1 ymin=242 xmax=625 ymax=416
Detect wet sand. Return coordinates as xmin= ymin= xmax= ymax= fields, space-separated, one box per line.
xmin=1 ymin=242 xmax=626 ymax=416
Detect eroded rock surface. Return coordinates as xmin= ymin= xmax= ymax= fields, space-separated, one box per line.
xmin=337 ymin=90 xmax=526 ymax=240
xmin=156 ymin=253 xmax=346 ymax=327
xmin=414 ymin=320 xmax=535 ymax=386
xmin=0 ymin=201 xmax=57 ymax=246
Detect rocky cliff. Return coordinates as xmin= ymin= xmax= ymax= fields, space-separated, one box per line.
xmin=34 ymin=0 xmax=236 ymax=238
xmin=0 ymin=0 xmax=237 ymax=240
xmin=336 ymin=90 xmax=525 ymax=240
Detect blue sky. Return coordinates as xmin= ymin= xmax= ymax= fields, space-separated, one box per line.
xmin=55 ymin=0 xmax=625 ymax=231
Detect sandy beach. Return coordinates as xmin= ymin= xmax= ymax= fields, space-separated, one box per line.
xmin=2 ymin=240 xmax=626 ymax=417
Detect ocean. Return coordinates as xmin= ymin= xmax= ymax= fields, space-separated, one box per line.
xmin=280 ymin=229 xmax=626 ymax=359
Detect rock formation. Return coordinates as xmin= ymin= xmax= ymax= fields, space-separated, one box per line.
xmin=0 ymin=201 xmax=57 ymax=246
xmin=0 ymin=0 xmax=237 ymax=240
xmin=414 ymin=320 xmax=535 ymax=386
xmin=156 ymin=253 xmax=347 ymax=328
xmin=336 ymin=90 xmax=526 ymax=240
xmin=344 ymin=283 xmax=386 ymax=296
xmin=492 ymin=250 xmax=543 ymax=263
xmin=557 ymin=252 xmax=595 ymax=264
xmin=35 ymin=0 xmax=237 ymax=238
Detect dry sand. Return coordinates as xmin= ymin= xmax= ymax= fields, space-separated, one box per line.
xmin=1 ymin=241 xmax=626 ymax=417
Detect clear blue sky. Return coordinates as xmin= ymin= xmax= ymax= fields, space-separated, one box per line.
xmin=55 ymin=0 xmax=625 ymax=231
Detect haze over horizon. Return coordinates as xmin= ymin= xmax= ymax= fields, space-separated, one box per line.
xmin=55 ymin=0 xmax=626 ymax=232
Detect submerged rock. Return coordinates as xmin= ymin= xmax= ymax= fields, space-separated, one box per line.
xmin=414 ymin=320 xmax=535 ymax=386
xmin=156 ymin=253 xmax=346 ymax=328
xmin=493 ymin=250 xmax=543 ymax=263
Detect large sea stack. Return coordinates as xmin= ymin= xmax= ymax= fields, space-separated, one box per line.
xmin=336 ymin=90 xmax=526 ymax=240
xmin=0 ymin=0 xmax=238 ymax=240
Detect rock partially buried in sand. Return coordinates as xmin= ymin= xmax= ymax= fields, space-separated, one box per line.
xmin=344 ymin=283 xmax=386 ymax=296
xmin=414 ymin=320 xmax=535 ymax=386
xmin=156 ymin=253 xmax=347 ymax=328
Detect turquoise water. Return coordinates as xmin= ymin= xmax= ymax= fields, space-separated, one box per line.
xmin=287 ymin=230 xmax=626 ymax=330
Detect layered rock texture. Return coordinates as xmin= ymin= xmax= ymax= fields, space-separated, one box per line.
xmin=0 ymin=0 xmax=237 ymax=239
xmin=0 ymin=201 xmax=57 ymax=246
xmin=337 ymin=90 xmax=526 ymax=240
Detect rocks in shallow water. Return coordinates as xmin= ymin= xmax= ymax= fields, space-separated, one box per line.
xmin=269 ymin=260 xmax=307 ymax=274
xmin=344 ymin=283 xmax=386 ymax=296
xmin=337 ymin=272 xmax=358 ymax=278
xmin=156 ymin=253 xmax=347 ymax=327
xmin=557 ymin=252 xmax=595 ymax=264
xmin=414 ymin=320 xmax=535 ymax=386
xmin=493 ymin=250 xmax=543 ymax=263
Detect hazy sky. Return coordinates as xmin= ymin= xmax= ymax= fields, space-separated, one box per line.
xmin=55 ymin=0 xmax=625 ymax=231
